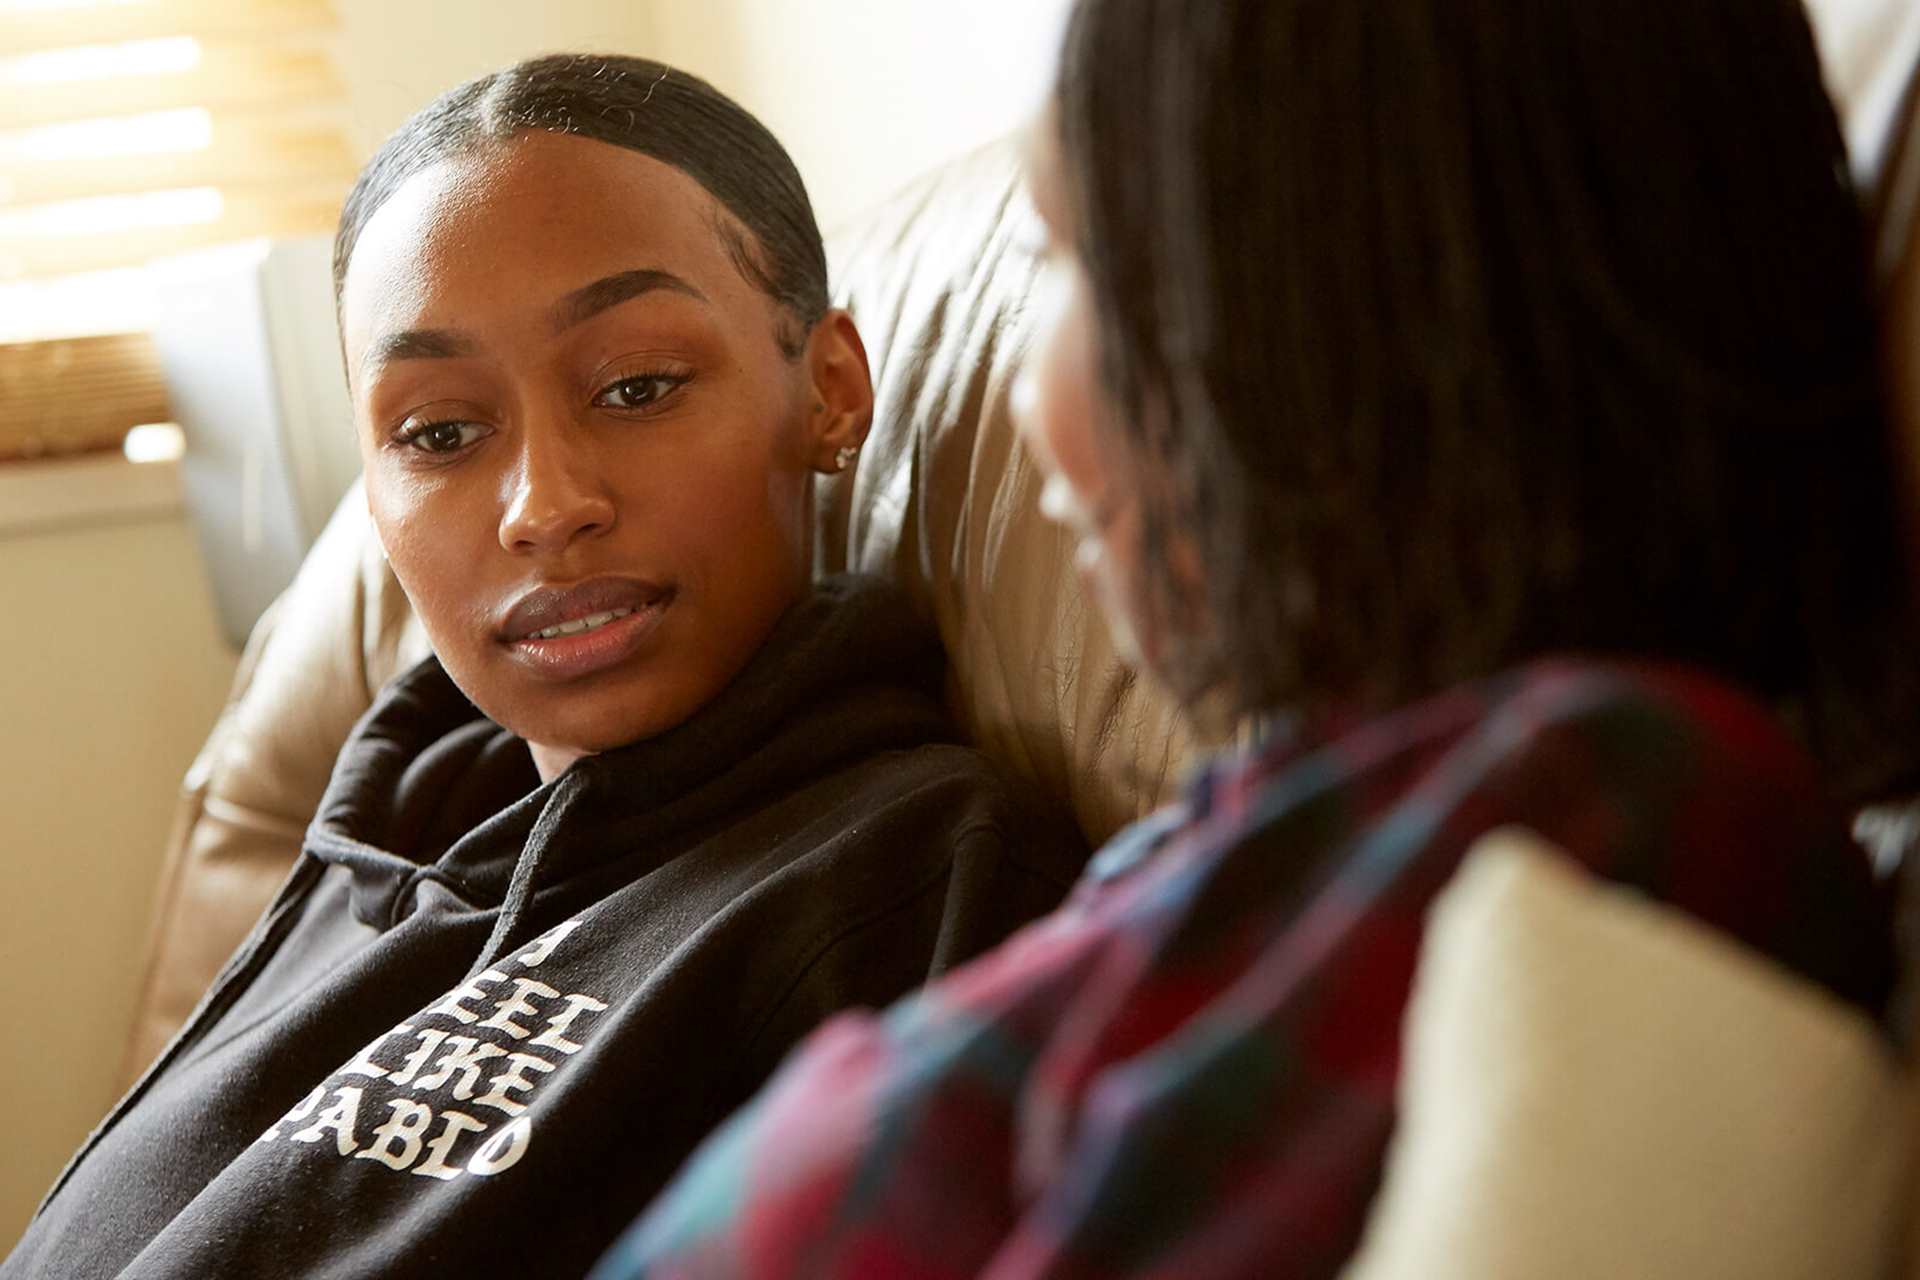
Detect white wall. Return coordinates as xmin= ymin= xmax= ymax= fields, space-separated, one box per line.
xmin=333 ymin=0 xmax=661 ymax=161
xmin=334 ymin=0 xmax=1073 ymax=229
xmin=0 ymin=479 xmax=235 ymax=1248
xmin=647 ymin=0 xmax=1073 ymax=229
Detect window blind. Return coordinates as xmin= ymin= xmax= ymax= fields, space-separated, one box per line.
xmin=0 ymin=330 xmax=168 ymax=459
xmin=0 ymin=0 xmax=354 ymax=281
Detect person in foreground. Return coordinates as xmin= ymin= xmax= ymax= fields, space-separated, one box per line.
xmin=2 ymin=56 xmax=1085 ymax=1279
xmin=597 ymin=0 xmax=1914 ymax=1276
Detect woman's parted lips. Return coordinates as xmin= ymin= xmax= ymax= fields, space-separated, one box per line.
xmin=497 ymin=575 xmax=676 ymax=643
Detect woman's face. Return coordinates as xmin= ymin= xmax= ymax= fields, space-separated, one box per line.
xmin=340 ymin=131 xmax=869 ymax=780
xmin=1013 ymin=120 xmax=1160 ymax=675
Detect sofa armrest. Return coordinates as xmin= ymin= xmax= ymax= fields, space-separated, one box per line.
xmin=117 ymin=481 xmax=428 ymax=1084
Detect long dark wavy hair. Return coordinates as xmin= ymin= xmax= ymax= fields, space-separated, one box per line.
xmin=1055 ymin=0 xmax=1918 ymax=795
xmin=332 ymin=54 xmax=828 ymax=355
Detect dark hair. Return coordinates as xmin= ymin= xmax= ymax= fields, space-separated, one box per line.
xmin=1056 ymin=0 xmax=1917 ymax=790
xmin=332 ymin=53 xmax=828 ymax=353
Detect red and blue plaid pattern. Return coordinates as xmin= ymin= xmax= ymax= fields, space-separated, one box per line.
xmin=594 ymin=660 xmax=1894 ymax=1279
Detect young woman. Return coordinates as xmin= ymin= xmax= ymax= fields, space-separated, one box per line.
xmin=1 ymin=56 xmax=1084 ymax=1279
xmin=598 ymin=0 xmax=1913 ymax=1275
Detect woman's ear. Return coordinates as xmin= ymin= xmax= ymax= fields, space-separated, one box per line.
xmin=802 ymin=309 xmax=874 ymax=473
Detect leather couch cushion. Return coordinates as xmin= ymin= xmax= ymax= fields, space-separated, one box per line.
xmin=119 ymin=491 xmax=430 ymax=1083
xmin=818 ymin=141 xmax=1207 ymax=846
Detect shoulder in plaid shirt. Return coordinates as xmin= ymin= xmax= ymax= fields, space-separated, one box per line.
xmin=593 ymin=659 xmax=1895 ymax=1279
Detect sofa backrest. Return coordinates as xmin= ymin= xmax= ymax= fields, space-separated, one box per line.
xmin=818 ymin=141 xmax=1209 ymax=844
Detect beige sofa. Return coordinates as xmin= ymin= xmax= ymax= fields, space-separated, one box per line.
xmin=120 ymin=25 xmax=1920 ymax=1276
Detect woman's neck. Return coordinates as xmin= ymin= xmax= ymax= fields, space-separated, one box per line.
xmin=529 ymin=741 xmax=588 ymax=783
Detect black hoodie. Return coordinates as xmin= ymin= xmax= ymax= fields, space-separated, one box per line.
xmin=7 ymin=576 xmax=1085 ymax=1278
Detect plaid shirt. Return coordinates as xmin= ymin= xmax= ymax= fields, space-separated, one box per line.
xmin=593 ymin=661 xmax=1893 ymax=1280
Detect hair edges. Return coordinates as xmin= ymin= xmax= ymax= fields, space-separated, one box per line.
xmin=331 ymin=53 xmax=831 ymax=344
xmin=708 ymin=205 xmax=813 ymax=360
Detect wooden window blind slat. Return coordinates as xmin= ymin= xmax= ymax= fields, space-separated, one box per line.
xmin=0 ymin=180 xmax=347 ymax=279
xmin=0 ymin=332 xmax=170 ymax=460
xmin=1 ymin=111 xmax=357 ymax=207
xmin=0 ymin=0 xmax=337 ymax=57
xmin=1 ymin=0 xmax=351 ymax=308
xmin=0 ymin=42 xmax=345 ymax=132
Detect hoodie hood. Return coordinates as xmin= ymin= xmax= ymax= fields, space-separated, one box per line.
xmin=304 ymin=575 xmax=953 ymax=950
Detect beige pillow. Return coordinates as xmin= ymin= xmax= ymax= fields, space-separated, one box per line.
xmin=1343 ymin=829 xmax=1911 ymax=1280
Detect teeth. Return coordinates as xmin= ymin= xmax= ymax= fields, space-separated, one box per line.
xmin=530 ymin=606 xmax=635 ymax=641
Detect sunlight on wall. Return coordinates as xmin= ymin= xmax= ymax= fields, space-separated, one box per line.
xmin=648 ymin=0 xmax=1073 ymax=229
xmin=328 ymin=0 xmax=1069 ymax=228
xmin=331 ymin=0 xmax=659 ymax=161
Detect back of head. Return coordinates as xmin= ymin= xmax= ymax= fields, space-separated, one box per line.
xmin=1054 ymin=0 xmax=1916 ymax=792
xmin=333 ymin=53 xmax=828 ymax=345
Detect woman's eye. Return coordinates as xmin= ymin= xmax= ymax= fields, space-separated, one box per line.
xmin=399 ymin=419 xmax=488 ymax=454
xmin=593 ymin=374 xmax=684 ymax=411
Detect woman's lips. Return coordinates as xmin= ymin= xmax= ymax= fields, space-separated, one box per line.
xmin=497 ymin=577 xmax=676 ymax=680
xmin=498 ymin=576 xmax=673 ymax=641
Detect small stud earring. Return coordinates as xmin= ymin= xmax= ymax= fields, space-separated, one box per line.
xmin=833 ymin=445 xmax=859 ymax=472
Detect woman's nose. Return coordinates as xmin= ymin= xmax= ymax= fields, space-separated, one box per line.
xmin=497 ymin=429 xmax=616 ymax=555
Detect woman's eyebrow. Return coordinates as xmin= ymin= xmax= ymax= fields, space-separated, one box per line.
xmin=551 ymin=268 xmax=708 ymax=333
xmin=359 ymin=269 xmax=708 ymax=378
xmin=362 ymin=328 xmax=478 ymax=376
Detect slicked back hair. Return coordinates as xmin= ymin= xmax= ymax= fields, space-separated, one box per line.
xmin=332 ymin=53 xmax=828 ymax=356
xmin=1055 ymin=0 xmax=1917 ymax=793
